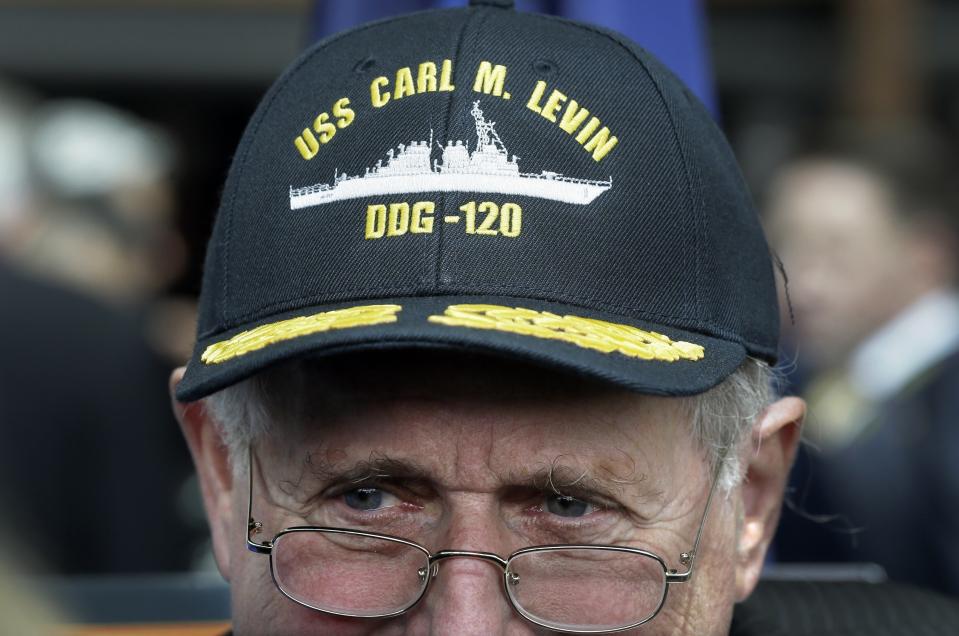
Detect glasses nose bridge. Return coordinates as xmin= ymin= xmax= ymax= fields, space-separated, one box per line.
xmin=428 ymin=549 xmax=509 ymax=576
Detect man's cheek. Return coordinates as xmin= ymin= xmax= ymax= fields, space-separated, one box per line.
xmin=234 ymin=598 xmax=346 ymax=636
xmin=234 ymin=573 xmax=393 ymax=636
xmin=282 ymin=607 xmax=388 ymax=636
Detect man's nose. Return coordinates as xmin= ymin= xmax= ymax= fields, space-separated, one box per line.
xmin=405 ymin=510 xmax=533 ymax=636
xmin=420 ymin=555 xmax=517 ymax=636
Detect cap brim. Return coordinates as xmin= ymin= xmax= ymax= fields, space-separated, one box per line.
xmin=175 ymin=295 xmax=746 ymax=402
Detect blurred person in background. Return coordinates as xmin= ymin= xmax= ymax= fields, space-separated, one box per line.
xmin=14 ymin=97 xmax=196 ymax=363
xmin=0 ymin=81 xmax=201 ymax=574
xmin=766 ymin=131 xmax=959 ymax=596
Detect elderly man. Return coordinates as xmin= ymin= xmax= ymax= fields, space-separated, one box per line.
xmin=168 ymin=1 xmax=956 ymax=633
xmin=177 ymin=348 xmax=802 ymax=635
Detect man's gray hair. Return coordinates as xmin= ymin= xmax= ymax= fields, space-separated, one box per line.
xmin=688 ymin=358 xmax=776 ymax=491
xmin=205 ymin=357 xmax=775 ymax=493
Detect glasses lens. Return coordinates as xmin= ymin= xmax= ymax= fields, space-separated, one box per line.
xmin=271 ymin=529 xmax=431 ymax=617
xmin=506 ymin=547 xmax=668 ymax=632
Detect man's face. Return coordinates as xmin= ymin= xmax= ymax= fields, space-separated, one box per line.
xmin=766 ymin=161 xmax=915 ymax=369
xmin=176 ymin=354 xmax=799 ymax=635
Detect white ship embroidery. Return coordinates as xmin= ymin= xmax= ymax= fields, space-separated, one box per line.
xmin=289 ymin=101 xmax=612 ymax=210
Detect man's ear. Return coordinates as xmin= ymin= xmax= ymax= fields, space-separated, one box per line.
xmin=734 ymin=396 xmax=805 ymax=601
xmin=169 ymin=368 xmax=236 ymax=581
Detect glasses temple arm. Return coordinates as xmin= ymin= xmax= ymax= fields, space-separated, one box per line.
xmin=666 ymin=449 xmax=727 ymax=583
xmin=247 ymin=445 xmax=273 ymax=555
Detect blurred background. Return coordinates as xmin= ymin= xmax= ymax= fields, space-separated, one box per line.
xmin=0 ymin=0 xmax=956 ymax=631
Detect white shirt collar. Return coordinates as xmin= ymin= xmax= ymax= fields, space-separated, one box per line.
xmin=849 ymin=288 xmax=959 ymax=401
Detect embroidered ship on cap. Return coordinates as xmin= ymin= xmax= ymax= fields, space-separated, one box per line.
xmin=289 ymin=101 xmax=612 ymax=210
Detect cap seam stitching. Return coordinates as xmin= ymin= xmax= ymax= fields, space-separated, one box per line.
xmin=546 ymin=18 xmax=702 ymax=323
xmin=435 ymin=7 xmax=483 ymax=290
xmin=218 ymin=10 xmax=445 ymax=327
xmin=514 ymin=13 xmax=704 ymax=321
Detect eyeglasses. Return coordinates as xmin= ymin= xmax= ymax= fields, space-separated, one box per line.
xmin=245 ymin=447 xmax=723 ymax=634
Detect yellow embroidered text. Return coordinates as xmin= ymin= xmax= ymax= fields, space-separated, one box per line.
xmin=428 ymin=304 xmax=704 ymax=361
xmin=473 ymin=61 xmax=510 ymax=99
xmin=371 ymin=60 xmax=455 ymax=108
xmin=459 ymin=201 xmax=522 ymax=237
xmin=365 ymin=201 xmax=435 ymax=239
xmin=294 ymin=97 xmax=355 ymax=160
xmin=526 ymin=81 xmax=618 ymax=162
xmin=201 ymin=305 xmax=402 ymax=364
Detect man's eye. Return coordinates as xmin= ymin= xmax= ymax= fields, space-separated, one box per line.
xmin=342 ymin=488 xmax=399 ymax=511
xmin=545 ymin=494 xmax=593 ymax=518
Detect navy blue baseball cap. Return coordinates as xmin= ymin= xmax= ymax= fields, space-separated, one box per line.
xmin=175 ymin=0 xmax=778 ymax=402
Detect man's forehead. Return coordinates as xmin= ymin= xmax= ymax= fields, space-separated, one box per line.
xmin=257 ymin=350 xmax=693 ymax=495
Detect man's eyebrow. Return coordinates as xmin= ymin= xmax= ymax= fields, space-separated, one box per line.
xmin=300 ymin=451 xmax=433 ymax=485
xmin=286 ymin=450 xmax=662 ymax=502
xmin=521 ymin=465 xmax=622 ymax=500
xmin=515 ymin=456 xmax=663 ymax=503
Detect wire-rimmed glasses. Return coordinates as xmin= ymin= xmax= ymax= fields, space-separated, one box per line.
xmin=245 ymin=448 xmax=723 ymax=634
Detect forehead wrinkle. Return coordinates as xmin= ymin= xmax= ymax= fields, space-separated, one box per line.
xmin=600 ymin=394 xmax=696 ymax=472
xmin=451 ymin=409 xmax=501 ymax=488
xmin=271 ymin=372 xmax=685 ymax=500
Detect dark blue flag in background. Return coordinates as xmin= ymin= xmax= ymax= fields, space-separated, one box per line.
xmin=310 ymin=0 xmax=716 ymax=118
